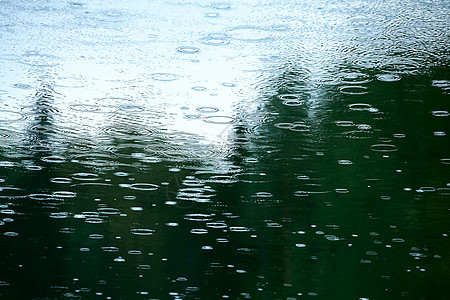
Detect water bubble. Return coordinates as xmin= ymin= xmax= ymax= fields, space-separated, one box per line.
xmin=338 ymin=160 xmax=353 ymax=165
xmin=114 ymin=257 xmax=125 ymax=262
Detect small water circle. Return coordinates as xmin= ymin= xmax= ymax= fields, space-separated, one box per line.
xmin=130 ymin=228 xmax=155 ymax=236
xmin=226 ymin=26 xmax=272 ymax=42
xmin=339 ymin=86 xmax=368 ymax=95
xmin=0 ymin=110 xmax=24 ymax=122
xmin=128 ymin=183 xmax=159 ymax=191
xmin=176 ymin=46 xmax=200 ymax=54
xmin=431 ymin=110 xmax=449 ymax=117
xmin=203 ymin=115 xmax=235 ymax=124
xmin=196 ymin=106 xmax=219 ymax=113
xmin=151 ymin=73 xmax=178 ymax=81
xmin=375 ymin=74 xmax=402 ymax=82
xmin=348 ymin=103 xmax=373 ymax=111
xmin=370 ymin=144 xmax=398 ymax=152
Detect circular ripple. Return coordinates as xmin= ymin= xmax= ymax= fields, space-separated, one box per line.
xmin=196 ymin=106 xmax=219 ymax=113
xmin=431 ymin=110 xmax=449 ymax=117
xmin=335 ymin=121 xmax=355 ymax=127
xmin=184 ymin=213 xmax=213 ymax=222
xmin=203 ymin=115 xmax=235 ymax=124
xmin=0 ymin=110 xmax=24 ymax=122
xmin=128 ymin=183 xmax=159 ymax=191
xmin=283 ymin=100 xmax=304 ymax=106
xmin=72 ymin=154 xmax=116 ymax=167
xmin=290 ymin=123 xmax=310 ymax=132
xmin=339 ymin=86 xmax=368 ymax=95
xmin=201 ymin=33 xmax=229 ymax=46
xmin=339 ymin=72 xmax=371 ymax=84
xmin=343 ymin=130 xmax=373 ymax=139
xmin=41 ymin=155 xmax=66 ymax=163
xmin=151 ymin=73 xmax=178 ymax=81
xmin=277 ymin=94 xmax=301 ymax=101
xmin=0 ymin=187 xmax=27 ymax=199
xmin=226 ymin=26 xmax=272 ymax=42
xmin=375 ymin=74 xmax=402 ymax=82
xmin=69 ymin=104 xmax=116 ymax=113
xmin=348 ymin=103 xmax=373 ymax=111
xmin=176 ymin=46 xmax=200 ymax=54
xmin=370 ymin=144 xmax=398 ymax=152
xmin=50 ymin=177 xmax=72 ymax=184
xmin=130 ymin=228 xmax=155 ymax=236
xmin=72 ymin=173 xmax=100 ymax=181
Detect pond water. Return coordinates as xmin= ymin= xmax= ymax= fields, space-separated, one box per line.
xmin=0 ymin=0 xmax=449 ymax=299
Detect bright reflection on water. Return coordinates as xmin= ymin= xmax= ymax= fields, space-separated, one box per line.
xmin=0 ymin=0 xmax=449 ymax=299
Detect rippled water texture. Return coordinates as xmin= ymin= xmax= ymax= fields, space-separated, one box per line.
xmin=0 ymin=0 xmax=449 ymax=299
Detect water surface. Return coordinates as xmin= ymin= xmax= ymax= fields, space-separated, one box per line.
xmin=0 ymin=0 xmax=449 ymax=299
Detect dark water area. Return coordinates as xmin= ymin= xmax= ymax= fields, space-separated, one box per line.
xmin=0 ymin=0 xmax=449 ymax=299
